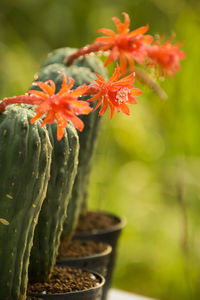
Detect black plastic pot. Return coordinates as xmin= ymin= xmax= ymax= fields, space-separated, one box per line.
xmin=56 ymin=243 xmax=112 ymax=280
xmin=73 ymin=211 xmax=126 ymax=300
xmin=28 ymin=270 xmax=105 ymax=300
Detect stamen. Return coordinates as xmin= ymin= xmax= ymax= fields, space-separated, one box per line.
xmin=116 ymin=88 xmax=129 ymax=104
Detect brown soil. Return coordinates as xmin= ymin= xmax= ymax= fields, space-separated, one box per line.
xmin=27 ymin=266 xmax=100 ymax=295
xmin=75 ymin=211 xmax=119 ymax=234
xmin=58 ymin=239 xmax=108 ymax=259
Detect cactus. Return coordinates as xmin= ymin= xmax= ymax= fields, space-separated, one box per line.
xmin=27 ymin=67 xmax=80 ymax=283
xmin=31 ymin=62 xmax=104 ymax=242
xmin=28 ymin=121 xmax=79 ymax=282
xmin=0 ymin=105 xmax=52 ymax=300
xmin=63 ymin=89 xmax=102 ymax=241
xmin=37 ymin=48 xmax=108 ymax=241
xmin=41 ymin=47 xmax=107 ymax=76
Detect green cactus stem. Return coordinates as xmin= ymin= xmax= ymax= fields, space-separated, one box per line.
xmin=27 ymin=67 xmax=80 ymax=283
xmin=28 ymin=121 xmax=79 ymax=283
xmin=30 ymin=62 xmax=101 ymax=243
xmin=39 ymin=48 xmax=108 ymax=240
xmin=0 ymin=106 xmax=52 ymax=300
xmin=41 ymin=47 xmax=107 ymax=76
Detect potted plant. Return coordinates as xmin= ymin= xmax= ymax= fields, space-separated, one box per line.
xmin=0 ymin=71 xmax=105 ymax=299
xmin=0 ymin=11 xmax=185 ymax=300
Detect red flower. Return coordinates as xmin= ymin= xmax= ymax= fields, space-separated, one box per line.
xmin=95 ymin=12 xmax=153 ymax=74
xmin=0 ymin=72 xmax=92 ymax=140
xmin=146 ymin=38 xmax=186 ymax=77
xmin=85 ymin=65 xmax=142 ymax=118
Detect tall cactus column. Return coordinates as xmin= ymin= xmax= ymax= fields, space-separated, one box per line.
xmin=29 ymin=61 xmax=105 ymax=242
xmin=28 ymin=122 xmax=79 ymax=282
xmin=0 ymin=106 xmax=52 ymax=300
xmin=38 ymin=47 xmax=108 ymax=240
xmin=27 ymin=68 xmax=80 ymax=283
xmin=63 ymin=99 xmax=101 ymax=241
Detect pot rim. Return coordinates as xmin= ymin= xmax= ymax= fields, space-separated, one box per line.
xmin=28 ymin=269 xmax=105 ymax=297
xmin=57 ymin=242 xmax=112 ymax=262
xmin=74 ymin=210 xmax=126 ymax=237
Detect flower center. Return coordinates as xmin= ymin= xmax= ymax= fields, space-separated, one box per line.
xmin=115 ymin=88 xmax=129 ymax=104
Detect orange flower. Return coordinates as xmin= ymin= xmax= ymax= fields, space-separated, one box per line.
xmin=85 ymin=65 xmax=142 ymax=118
xmin=0 ymin=72 xmax=92 ymax=140
xmin=95 ymin=12 xmax=153 ymax=74
xmin=146 ymin=38 xmax=186 ymax=77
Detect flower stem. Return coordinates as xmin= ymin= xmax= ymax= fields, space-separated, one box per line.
xmin=65 ymin=43 xmax=105 ymax=66
xmin=0 ymin=95 xmax=39 ymax=114
xmin=134 ymin=67 xmax=168 ymax=101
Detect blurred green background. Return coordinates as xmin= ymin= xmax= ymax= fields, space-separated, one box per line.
xmin=0 ymin=0 xmax=200 ymax=299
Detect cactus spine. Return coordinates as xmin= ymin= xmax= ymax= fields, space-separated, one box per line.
xmin=0 ymin=106 xmax=52 ymax=300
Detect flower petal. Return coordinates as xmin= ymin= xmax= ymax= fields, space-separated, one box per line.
xmin=99 ymin=98 xmax=108 ymax=115
xmin=88 ymin=94 xmax=101 ymax=102
xmin=27 ymin=90 xmax=47 ymax=99
xmin=131 ymin=88 xmax=142 ymax=96
xmin=94 ymin=36 xmax=114 ymax=43
xmin=95 ymin=73 xmax=105 ymax=82
xmin=97 ymin=28 xmax=116 ymax=36
xmin=30 ymin=111 xmax=44 ymax=124
xmin=128 ymin=24 xmax=149 ymax=38
xmin=69 ymin=84 xmax=87 ymax=97
xmin=69 ymin=114 xmax=85 ymax=131
xmin=112 ymin=16 xmax=124 ymax=34
xmin=114 ymin=72 xmax=135 ymax=85
xmin=119 ymin=52 xmax=127 ymax=75
xmin=109 ymin=65 xmax=121 ymax=83
xmin=120 ymin=103 xmax=130 ymax=115
xmin=110 ymin=46 xmax=120 ymax=61
xmin=104 ymin=55 xmax=115 ymax=66
xmin=122 ymin=12 xmax=130 ymax=33
xmin=126 ymin=53 xmax=135 ymax=71
xmin=94 ymin=98 xmax=103 ymax=111
xmin=108 ymin=101 xmax=115 ymax=119
xmin=45 ymin=80 xmax=56 ymax=95
xmin=33 ymin=81 xmax=54 ymax=96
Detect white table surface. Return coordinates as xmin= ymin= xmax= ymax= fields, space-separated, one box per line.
xmin=108 ymin=289 xmax=157 ymax=300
